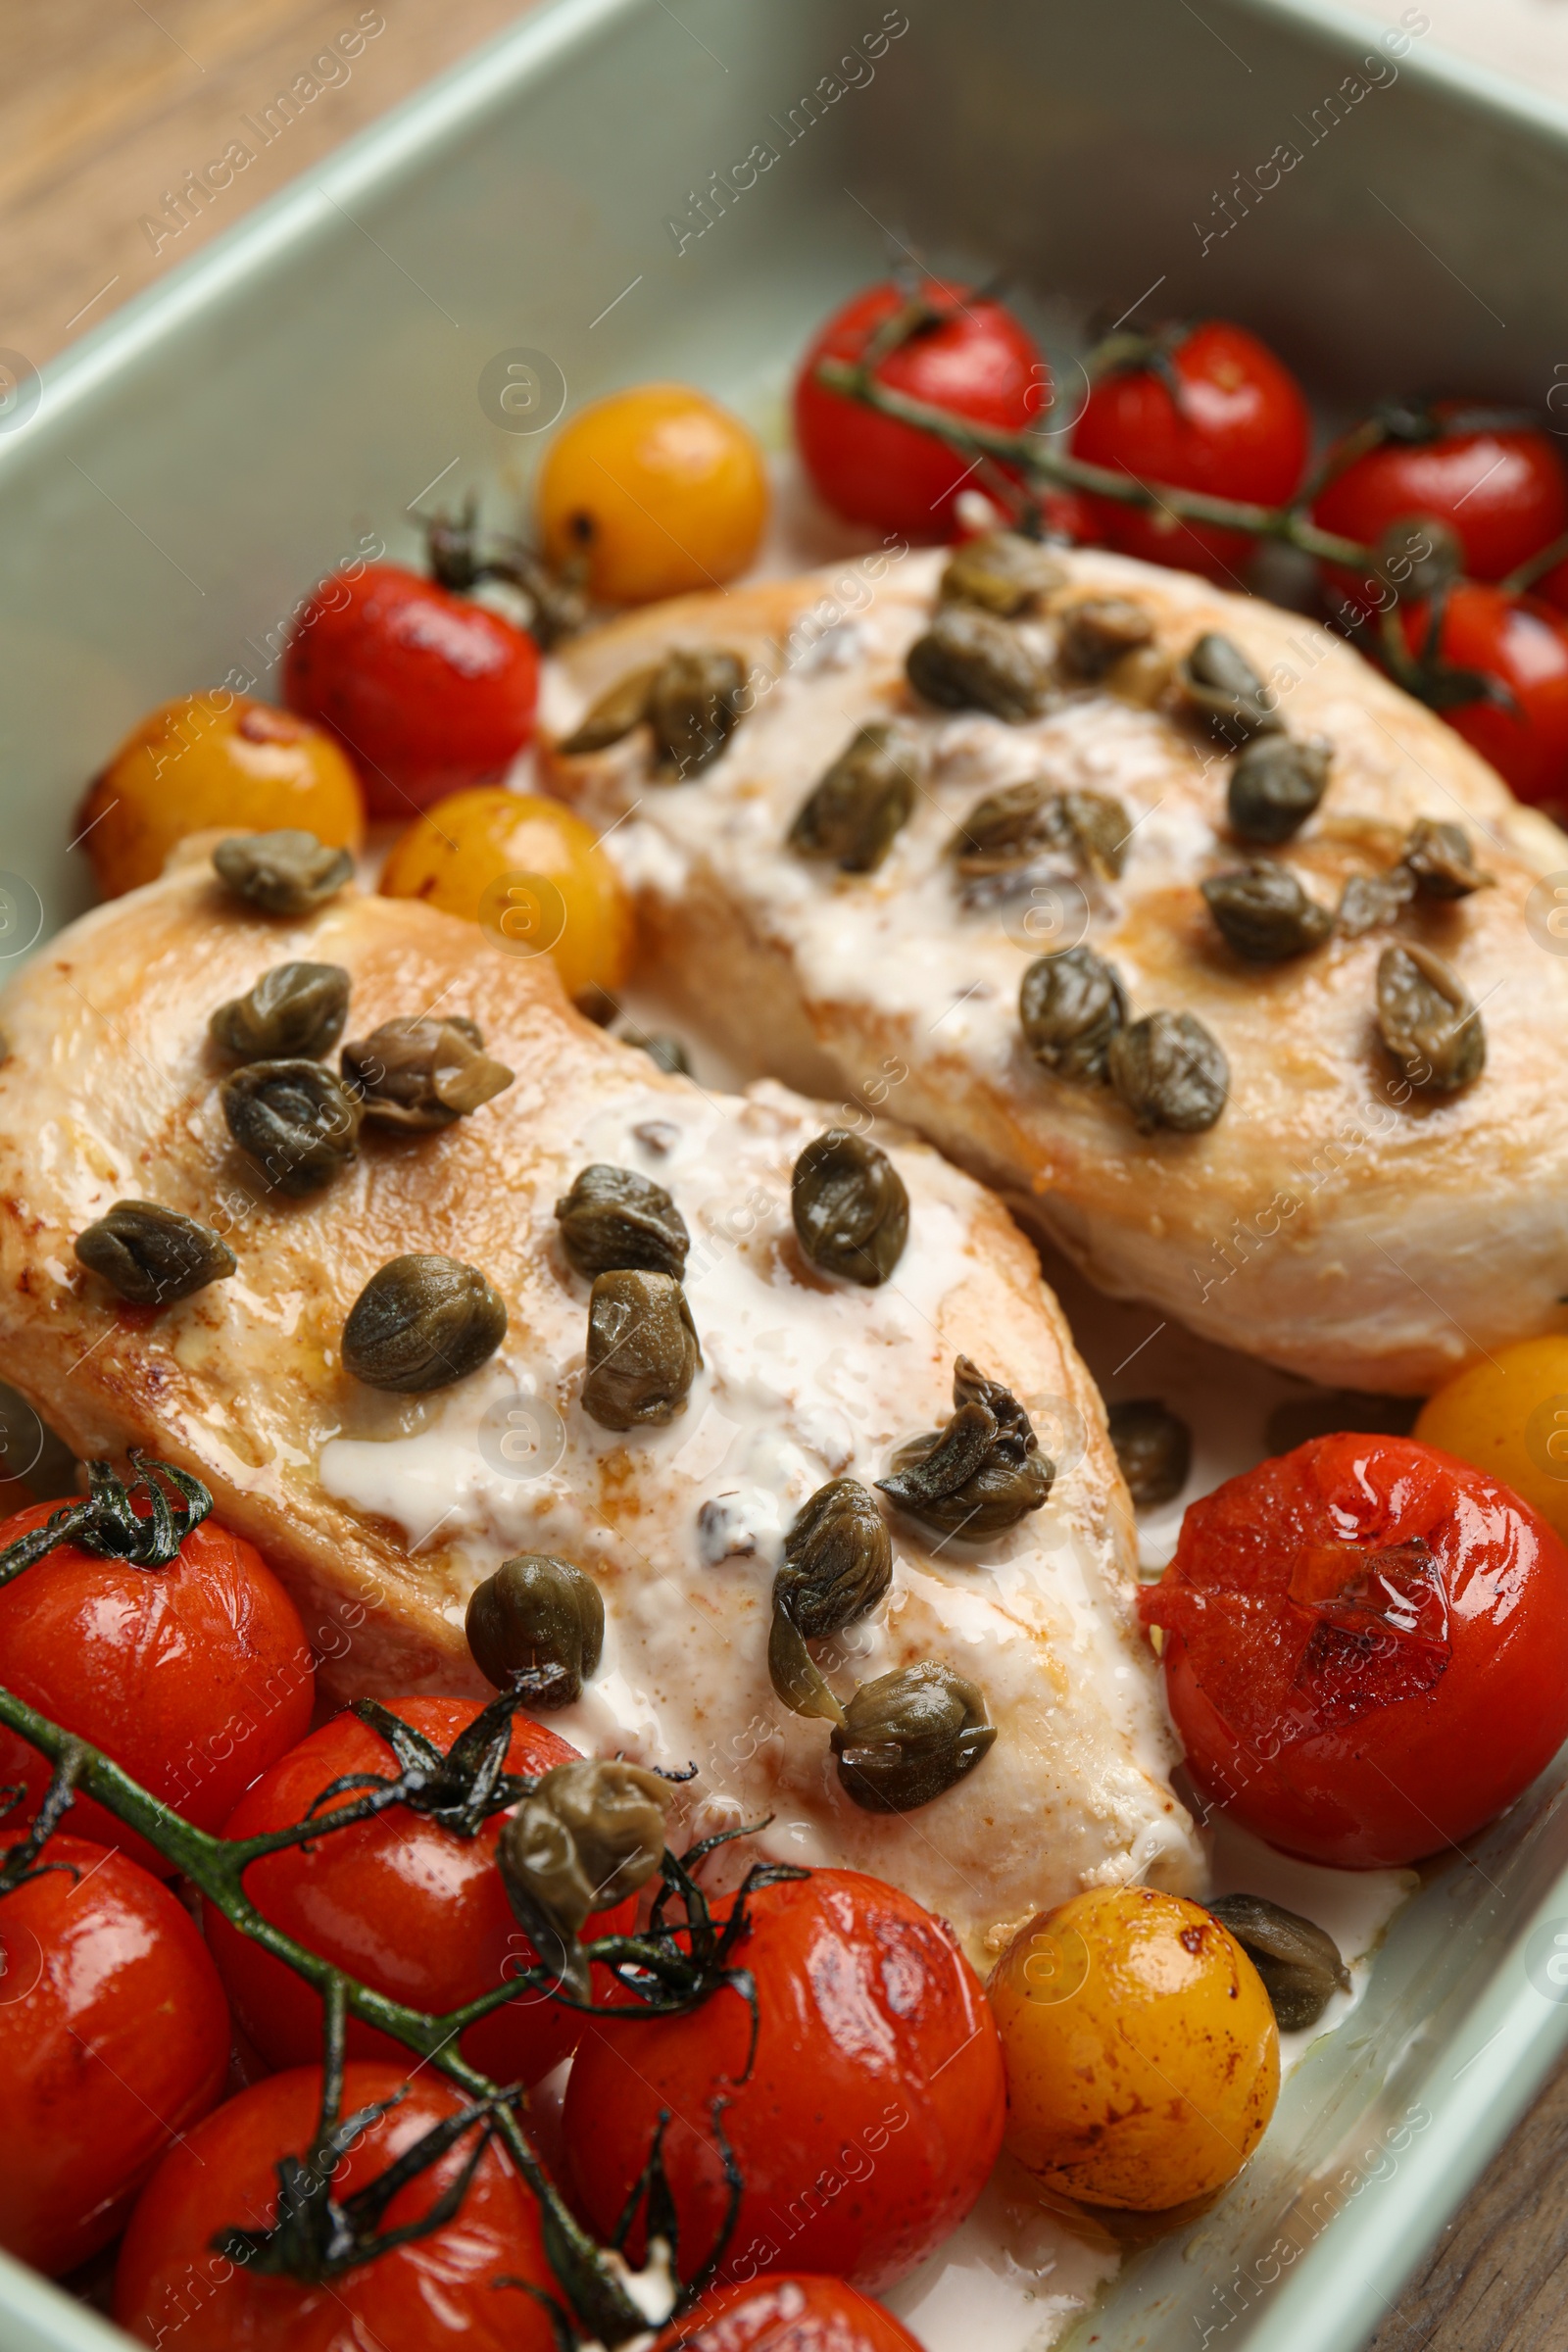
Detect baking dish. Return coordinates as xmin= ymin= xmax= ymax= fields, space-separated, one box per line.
xmin=5 ymin=0 xmax=1568 ymax=2343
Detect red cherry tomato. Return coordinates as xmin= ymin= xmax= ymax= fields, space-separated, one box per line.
xmin=564 ymin=1868 xmax=1004 ymax=2295
xmin=655 ymin=2274 xmax=922 ymax=2351
xmin=0 ymin=1500 xmax=313 ymax=1874
xmin=1398 ymin=584 xmax=1568 ymax=808
xmin=1071 ymin=319 xmax=1311 ymax=583
xmin=1140 ymin=1434 xmax=1568 ymax=1868
xmin=794 ymin=278 xmax=1045 ymax=542
xmin=283 ymin=564 xmax=539 ymax=818
xmin=114 ymin=2063 xmax=556 ymax=2352
xmin=206 ymin=1698 xmax=636 ymax=2085
xmin=0 ymin=1836 xmax=229 ymax=2276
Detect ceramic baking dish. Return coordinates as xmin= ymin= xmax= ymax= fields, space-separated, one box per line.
xmin=5 ymin=0 xmax=1568 ymax=2344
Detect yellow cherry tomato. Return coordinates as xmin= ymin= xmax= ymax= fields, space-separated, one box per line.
xmin=80 ymin=693 xmax=365 ymax=900
xmin=1415 ymin=1335 xmax=1568 ymax=1544
xmin=536 ymin=381 xmax=769 ymax=604
xmin=988 ymin=1886 xmax=1279 ymax=2210
xmin=379 ymin=787 xmax=632 ymax=1004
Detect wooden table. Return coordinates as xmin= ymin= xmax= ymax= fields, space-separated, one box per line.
xmin=3 ymin=0 xmax=1565 ymax=2343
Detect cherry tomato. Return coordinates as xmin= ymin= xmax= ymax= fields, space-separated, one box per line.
xmin=655 ymin=2275 xmax=922 ymax=2351
xmin=114 ymin=2063 xmax=557 ymax=2352
xmin=563 ymin=1868 xmax=1004 ymax=2295
xmin=794 ymin=278 xmax=1046 ymax=542
xmin=1071 ymin=319 xmax=1310 ymax=583
xmin=1140 ymin=1434 xmax=1568 ymax=1868
xmin=283 ymin=564 xmax=539 ymax=819
xmin=1415 ymin=1337 xmax=1568 ymax=1547
xmin=78 ymin=693 xmax=364 ymax=900
xmin=0 ymin=1836 xmax=229 ymax=2276
xmin=0 ymin=1500 xmax=314 ymax=1874
xmin=205 ymin=1698 xmax=636 ymax=2085
xmin=1396 ymin=584 xmax=1568 ymax=808
xmin=536 ymin=383 xmax=769 ymax=605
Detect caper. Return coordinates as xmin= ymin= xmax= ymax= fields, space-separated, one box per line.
xmin=1207 ymin=1893 xmax=1348 ymax=2033
xmin=619 ymin=1026 xmax=692 ymax=1075
xmin=74 ymin=1199 xmax=236 ymax=1305
xmin=1337 ymin=868 xmax=1415 ymax=938
xmin=1402 ymin=817 xmax=1492 ymax=900
xmin=1201 ymin=861 xmax=1334 ymax=962
xmin=1376 ymin=943 xmax=1485 ymax=1094
xmin=558 ymin=663 xmax=662 ymax=757
xmin=556 ymin=1163 xmax=689 ymax=1281
xmin=342 ymin=1253 xmax=508 ymax=1391
xmin=1227 ymin=735 xmax=1331 ymax=845
xmin=952 ymin=780 xmax=1063 ymax=876
xmin=768 ymin=1480 xmax=893 ymax=1725
xmin=582 ymin=1268 xmax=701 ymax=1430
xmin=877 ymin=1355 xmax=1052 ymax=1539
xmin=212 ymin=829 xmax=355 ymax=916
xmin=938 ymin=530 xmax=1066 ymax=617
xmin=792 ymin=1129 xmax=909 ymax=1288
xmin=341 ymin=1017 xmax=514 ymax=1129
xmin=465 ymin=1552 xmax=605 ymax=1706
xmin=210 ymin=961 xmax=351 ymax=1062
xmin=788 ymin=722 xmax=916 ymax=874
xmin=220 ymin=1058 xmax=363 ymax=1195
xmin=1062 ymin=789 xmax=1131 ymax=880
xmin=1056 ymin=597 xmax=1154 ymax=680
xmin=906 ymin=605 xmax=1052 ymax=724
xmin=648 ymin=647 xmax=746 ymax=778
xmin=1107 ymin=1011 xmax=1229 ymax=1134
xmin=498 ymin=1758 xmax=671 ymax=1997
xmin=1106 ymin=1398 xmax=1191 ymax=1508
xmin=830 ymin=1661 xmax=997 ymax=1813
xmin=1179 ymin=631 xmax=1281 ymax=742
xmin=1019 ymin=947 xmax=1128 ymax=1081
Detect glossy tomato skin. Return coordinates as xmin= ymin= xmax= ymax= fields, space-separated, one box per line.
xmin=655 ymin=2274 xmax=922 ymax=2351
xmin=0 ymin=1501 xmax=313 ymax=1873
xmin=283 ymin=564 xmax=539 ymax=817
xmin=1396 ymin=584 xmax=1568 ymax=808
xmin=1140 ymin=1435 xmax=1568 ymax=1868
xmin=0 ymin=1837 xmax=229 ymax=2276
xmin=206 ymin=1697 xmax=636 ymax=2084
xmin=1071 ymin=319 xmax=1310 ymax=583
xmin=794 ymin=278 xmax=1045 ymax=541
xmin=564 ymin=1868 xmax=1004 ymax=2295
xmin=115 ymin=2063 xmax=556 ymax=2352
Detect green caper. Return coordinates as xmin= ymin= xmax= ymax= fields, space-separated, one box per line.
xmin=1107 ymin=1011 xmax=1229 ymax=1134
xmin=210 ymin=961 xmax=351 ymax=1062
xmin=220 ymin=1058 xmax=362 ymax=1194
xmin=341 ymin=1017 xmax=514 ymax=1129
xmin=1106 ymin=1398 xmax=1192 ymax=1508
xmin=938 ymin=531 xmax=1066 ymax=617
xmin=1207 ymin=1893 xmax=1348 ymax=2032
xmin=648 ymin=647 xmax=746 ymax=778
xmin=1056 ymin=597 xmax=1154 ymax=680
xmin=74 ymin=1200 xmax=236 ymax=1305
xmin=877 ymin=1356 xmax=1052 ymax=1539
xmin=952 ymin=780 xmax=1064 ymax=877
xmin=342 ymin=1253 xmax=508 ymax=1391
xmin=212 ymin=829 xmax=355 ymax=916
xmin=1201 ymin=861 xmax=1335 ymax=961
xmin=1376 ymin=943 xmax=1485 ymax=1094
xmin=465 ymin=1552 xmax=605 ymax=1706
xmin=791 ymin=1129 xmax=909 ymax=1288
xmin=619 ymin=1026 xmax=692 ymax=1075
xmin=1062 ymin=789 xmax=1131 ymax=880
xmin=1402 ymin=817 xmax=1492 ymax=899
xmin=788 ymin=722 xmax=916 ymax=874
xmin=582 ymin=1269 xmax=701 ymax=1430
xmin=1179 ymin=632 xmax=1281 ymax=742
xmin=1019 ymin=947 xmax=1127 ymax=1081
xmin=1227 ymin=735 xmax=1331 ymax=845
xmin=906 ymin=605 xmax=1052 ymax=724
xmin=498 ymin=1758 xmax=671 ymax=1998
xmin=558 ymin=663 xmax=662 ymax=757
xmin=1337 ymin=868 xmax=1415 ymax=938
xmin=830 ymin=1661 xmax=997 ymax=1813
xmin=768 ymin=1480 xmax=893 ymax=1725
xmin=555 ymin=1163 xmax=689 ymax=1281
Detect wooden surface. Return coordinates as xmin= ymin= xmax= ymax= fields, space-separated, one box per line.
xmin=5 ymin=1 xmax=1568 ymax=2347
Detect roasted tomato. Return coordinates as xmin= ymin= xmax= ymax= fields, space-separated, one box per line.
xmin=205 ymin=1697 xmax=636 ymax=2085
xmin=1140 ymin=1434 xmax=1568 ymax=1868
xmin=114 ymin=2064 xmax=556 ymax=2352
xmin=655 ymin=2275 xmax=923 ymax=2350
xmin=794 ymin=277 xmax=1045 ymax=541
xmin=0 ymin=1836 xmax=230 ymax=2276
xmin=283 ymin=564 xmax=539 ymax=818
xmin=1416 ymin=1336 xmax=1568 ymax=1545
xmin=0 ymin=1500 xmax=313 ymax=1873
xmin=1071 ymin=319 xmax=1311 ymax=583
xmin=563 ymin=1868 xmax=1004 ymax=2294
xmin=1394 ymin=584 xmax=1568 ymax=808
